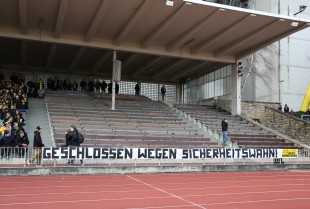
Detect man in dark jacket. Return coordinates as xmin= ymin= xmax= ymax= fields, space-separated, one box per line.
xmin=0 ymin=130 xmax=15 ymax=159
xmin=68 ymin=125 xmax=83 ymax=166
xmin=284 ymin=104 xmax=290 ymax=113
xmin=101 ymin=80 xmax=107 ymax=93
xmin=28 ymin=126 xmax=44 ymax=166
xmin=135 ymin=83 xmax=140 ymax=95
xmin=65 ymin=129 xmax=72 ymax=147
xmin=161 ymin=85 xmax=166 ymax=101
xmin=221 ymin=119 xmax=228 ymax=146
xmin=108 ymin=82 xmax=112 ymax=93
xmin=16 ymin=130 xmax=29 ymax=157
xmin=88 ymin=80 xmax=94 ymax=92
xmin=80 ymin=79 xmax=87 ymax=91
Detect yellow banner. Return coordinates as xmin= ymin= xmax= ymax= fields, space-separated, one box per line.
xmin=282 ymin=149 xmax=298 ymax=158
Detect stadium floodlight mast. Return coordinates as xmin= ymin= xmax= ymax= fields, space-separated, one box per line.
xmin=294 ymin=5 xmax=307 ymax=16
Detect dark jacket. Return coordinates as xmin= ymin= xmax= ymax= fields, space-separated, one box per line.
xmin=135 ymin=84 xmax=140 ymax=94
xmin=70 ymin=129 xmax=80 ymax=146
xmin=284 ymin=106 xmax=289 ymax=113
xmin=33 ymin=131 xmax=44 ymax=147
xmin=101 ymin=81 xmax=107 ymax=91
xmin=161 ymin=86 xmax=166 ymax=94
xmin=65 ymin=131 xmax=72 ymax=147
xmin=16 ymin=133 xmax=29 ymax=147
xmin=221 ymin=120 xmax=228 ymax=132
xmin=0 ymin=134 xmax=15 ymax=147
xmin=108 ymin=83 xmax=112 ymax=93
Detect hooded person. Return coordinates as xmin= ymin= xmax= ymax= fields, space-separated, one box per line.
xmin=28 ymin=126 xmax=44 ymax=166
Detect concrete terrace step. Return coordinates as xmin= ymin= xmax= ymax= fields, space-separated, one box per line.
xmin=174 ymin=103 xmax=299 ymax=149
xmin=46 ymin=91 xmax=210 ymax=148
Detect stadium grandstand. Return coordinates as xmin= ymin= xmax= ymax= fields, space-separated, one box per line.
xmin=0 ymin=0 xmax=310 ymax=208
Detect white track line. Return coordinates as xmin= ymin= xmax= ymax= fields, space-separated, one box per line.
xmin=0 ymin=196 xmax=172 ymax=206
xmin=1 ymin=173 xmax=310 ymax=185
xmin=127 ymin=204 xmax=195 ymax=209
xmin=0 ymin=172 xmax=307 ymax=182
xmin=127 ymin=197 xmax=310 ymax=209
xmin=1 ymin=182 xmax=310 ymax=193
xmin=1 ymin=188 xmax=309 ymax=199
xmin=127 ymin=175 xmax=206 ymax=209
xmin=0 ymin=182 xmax=143 ymax=190
xmin=2 ymin=177 xmax=310 ymax=190
xmin=201 ymin=197 xmax=310 ymax=206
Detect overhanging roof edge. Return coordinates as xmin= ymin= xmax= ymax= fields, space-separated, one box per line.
xmin=183 ymin=0 xmax=310 ymax=23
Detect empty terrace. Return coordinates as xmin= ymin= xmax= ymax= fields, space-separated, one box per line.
xmin=174 ymin=104 xmax=301 ymax=149
xmin=46 ymin=91 xmax=220 ymax=148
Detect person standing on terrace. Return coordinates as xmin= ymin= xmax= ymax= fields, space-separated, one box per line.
xmin=221 ymin=119 xmax=228 ymax=146
xmin=161 ymin=85 xmax=166 ymax=101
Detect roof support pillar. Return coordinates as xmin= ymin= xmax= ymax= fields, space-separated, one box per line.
xmin=231 ymin=63 xmax=241 ymax=116
xmin=112 ymin=50 xmax=117 ymax=110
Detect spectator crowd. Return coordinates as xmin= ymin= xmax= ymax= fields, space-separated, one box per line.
xmin=0 ymin=72 xmax=28 ymax=159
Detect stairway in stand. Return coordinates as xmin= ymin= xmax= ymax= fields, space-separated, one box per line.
xmin=25 ymin=97 xmax=54 ymax=147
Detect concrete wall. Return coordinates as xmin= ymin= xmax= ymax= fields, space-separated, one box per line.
xmin=241 ymin=101 xmax=279 ymax=119
xmin=261 ymin=107 xmax=310 ymax=145
xmin=242 ymin=0 xmax=310 ymax=111
xmin=1 ymin=164 xmax=310 ymax=176
xmin=241 ymin=101 xmax=310 ymax=145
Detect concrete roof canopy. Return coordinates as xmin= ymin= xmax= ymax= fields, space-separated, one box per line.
xmin=0 ymin=0 xmax=309 ymax=83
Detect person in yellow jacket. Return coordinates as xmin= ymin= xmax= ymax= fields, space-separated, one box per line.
xmin=0 ymin=122 xmax=9 ymax=136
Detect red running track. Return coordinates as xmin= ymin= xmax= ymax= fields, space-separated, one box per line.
xmin=0 ymin=171 xmax=310 ymax=209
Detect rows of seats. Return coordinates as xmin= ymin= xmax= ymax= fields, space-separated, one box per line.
xmin=46 ymin=91 xmax=220 ymax=148
xmin=174 ymin=104 xmax=301 ymax=149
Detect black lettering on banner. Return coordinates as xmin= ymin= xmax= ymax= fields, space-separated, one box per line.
xmin=213 ymin=149 xmax=219 ymax=158
xmin=200 ymin=149 xmax=206 ymax=158
xmin=206 ymin=149 xmax=212 ymax=158
xmin=77 ymin=147 xmax=84 ymax=159
xmin=138 ymin=148 xmax=147 ymax=159
xmin=182 ymin=149 xmax=189 ymax=159
xmin=109 ymin=148 xmax=117 ymax=159
xmin=235 ymin=149 xmax=241 ymax=158
xmin=270 ymin=149 xmax=276 ymax=158
xmin=162 ymin=148 xmax=168 ymax=159
xmin=102 ymin=148 xmax=109 ymax=159
xmin=219 ymin=149 xmax=225 ymax=158
xmin=43 ymin=148 xmax=51 ymax=159
xmin=116 ymin=149 xmax=124 ymax=159
xmin=60 ymin=147 xmax=68 ymax=159
xmin=263 ymin=149 xmax=269 ymax=158
xmin=148 ymin=149 xmax=155 ymax=159
xmin=85 ymin=148 xmax=92 ymax=159
xmin=249 ymin=149 xmax=256 ymax=158
xmin=155 ymin=148 xmax=161 ymax=159
xmin=226 ymin=149 xmax=232 ymax=158
xmin=256 ymin=149 xmax=262 ymax=158
xmin=93 ymin=148 xmax=101 ymax=159
xmin=170 ymin=149 xmax=176 ymax=159
xmin=51 ymin=147 xmax=58 ymax=159
xmin=124 ymin=148 xmax=133 ymax=159
xmin=193 ymin=149 xmax=199 ymax=159
xmin=242 ymin=149 xmax=248 ymax=158
xmin=69 ymin=147 xmax=75 ymax=159
xmin=41 ymin=147 xmax=285 ymax=160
